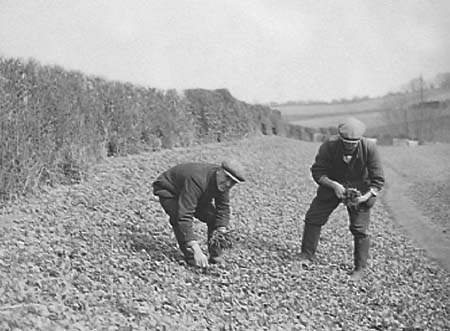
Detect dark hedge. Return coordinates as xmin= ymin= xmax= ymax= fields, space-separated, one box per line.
xmin=0 ymin=57 xmax=283 ymax=199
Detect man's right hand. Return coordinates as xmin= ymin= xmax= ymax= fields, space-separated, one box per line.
xmin=332 ymin=182 xmax=346 ymax=199
xmin=187 ymin=241 xmax=209 ymax=268
xmin=193 ymin=250 xmax=209 ymax=268
xmin=320 ymin=176 xmax=346 ymax=199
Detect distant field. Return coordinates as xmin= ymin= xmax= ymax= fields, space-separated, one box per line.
xmin=274 ymin=88 xmax=450 ymax=129
xmin=274 ymin=98 xmax=386 ymax=117
xmin=288 ymin=109 xmax=388 ymax=129
xmin=274 ymin=98 xmax=390 ymax=129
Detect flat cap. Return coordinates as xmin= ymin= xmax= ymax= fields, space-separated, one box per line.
xmin=338 ymin=117 xmax=366 ymax=141
xmin=221 ymin=159 xmax=246 ymax=183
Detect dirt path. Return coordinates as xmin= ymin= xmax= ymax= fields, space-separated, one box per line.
xmin=381 ymin=161 xmax=450 ymax=272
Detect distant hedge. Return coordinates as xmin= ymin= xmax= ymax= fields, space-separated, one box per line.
xmin=0 ymin=56 xmax=283 ymax=200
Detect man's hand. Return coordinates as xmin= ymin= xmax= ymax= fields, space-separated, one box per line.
xmin=343 ymin=188 xmax=374 ymax=208
xmin=193 ymin=250 xmax=209 ymax=268
xmin=187 ymin=241 xmax=209 ymax=268
xmin=209 ymin=227 xmax=233 ymax=250
xmin=319 ymin=176 xmax=346 ymax=199
xmin=332 ymin=182 xmax=347 ymax=200
xmin=354 ymin=192 xmax=372 ymax=205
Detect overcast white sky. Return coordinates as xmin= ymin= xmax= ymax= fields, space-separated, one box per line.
xmin=1 ymin=0 xmax=449 ymax=103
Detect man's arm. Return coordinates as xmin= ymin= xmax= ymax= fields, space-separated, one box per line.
xmin=310 ymin=142 xmax=332 ymax=184
xmin=318 ymin=175 xmax=346 ymax=199
xmin=177 ymin=178 xmax=203 ymax=245
xmin=214 ymin=189 xmax=231 ymax=228
xmin=177 ymin=178 xmax=209 ymax=267
xmin=366 ymin=143 xmax=385 ymax=192
xmin=311 ymin=141 xmax=346 ymax=199
xmin=353 ymin=142 xmax=385 ymax=205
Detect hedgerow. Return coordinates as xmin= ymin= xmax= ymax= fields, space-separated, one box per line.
xmin=0 ymin=56 xmax=283 ymax=199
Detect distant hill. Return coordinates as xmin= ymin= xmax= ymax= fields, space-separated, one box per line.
xmin=271 ymin=72 xmax=450 ymax=109
xmin=274 ymin=87 xmax=450 ymax=145
xmin=275 ymin=87 xmax=448 ymax=125
xmin=275 ymin=86 xmax=450 ymax=116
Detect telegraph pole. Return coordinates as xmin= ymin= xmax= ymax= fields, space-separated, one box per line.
xmin=419 ymin=74 xmax=424 ymax=103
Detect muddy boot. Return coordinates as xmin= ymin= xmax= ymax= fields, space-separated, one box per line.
xmin=299 ymin=224 xmax=322 ymax=267
xmin=208 ymin=246 xmax=224 ymax=265
xmin=350 ymin=236 xmax=370 ymax=280
xmin=297 ymin=252 xmax=315 ymax=269
xmin=349 ymin=269 xmax=365 ymax=281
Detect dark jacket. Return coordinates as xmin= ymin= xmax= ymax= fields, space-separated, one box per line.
xmin=311 ymin=136 xmax=385 ymax=200
xmin=152 ymin=163 xmax=230 ymax=243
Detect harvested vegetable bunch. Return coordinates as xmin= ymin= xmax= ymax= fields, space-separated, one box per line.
xmin=342 ymin=187 xmax=361 ymax=208
xmin=208 ymin=228 xmax=233 ymax=250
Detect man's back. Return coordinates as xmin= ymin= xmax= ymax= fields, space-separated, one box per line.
xmin=153 ymin=162 xmax=219 ymax=197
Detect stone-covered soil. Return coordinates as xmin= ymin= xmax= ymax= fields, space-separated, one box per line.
xmin=0 ymin=136 xmax=449 ymax=331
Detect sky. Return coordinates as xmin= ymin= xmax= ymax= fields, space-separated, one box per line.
xmin=1 ymin=0 xmax=449 ymax=104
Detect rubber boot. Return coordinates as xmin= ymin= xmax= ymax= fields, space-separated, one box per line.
xmin=299 ymin=224 xmax=322 ymax=266
xmin=350 ymin=236 xmax=370 ymax=280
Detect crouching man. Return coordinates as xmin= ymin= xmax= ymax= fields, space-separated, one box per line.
xmin=299 ymin=117 xmax=385 ymax=280
xmin=152 ymin=160 xmax=245 ymax=268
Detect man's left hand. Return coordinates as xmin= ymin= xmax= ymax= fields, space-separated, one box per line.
xmin=209 ymin=227 xmax=233 ymax=250
xmin=354 ymin=192 xmax=372 ymax=205
xmin=343 ymin=188 xmax=372 ymax=208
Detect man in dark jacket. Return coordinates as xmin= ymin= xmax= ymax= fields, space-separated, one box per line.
xmin=299 ymin=117 xmax=385 ymax=280
xmin=152 ymin=160 xmax=245 ymax=268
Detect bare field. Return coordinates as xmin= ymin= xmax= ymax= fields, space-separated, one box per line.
xmin=380 ymin=143 xmax=450 ymax=181
xmin=379 ymin=143 xmax=450 ymax=241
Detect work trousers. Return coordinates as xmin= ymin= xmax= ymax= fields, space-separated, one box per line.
xmin=158 ymin=197 xmax=221 ymax=261
xmin=301 ymin=195 xmax=376 ymax=269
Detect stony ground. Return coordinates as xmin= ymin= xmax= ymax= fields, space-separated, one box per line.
xmin=0 ymin=136 xmax=449 ymax=331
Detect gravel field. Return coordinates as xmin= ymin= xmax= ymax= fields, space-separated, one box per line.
xmin=0 ymin=136 xmax=449 ymax=331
